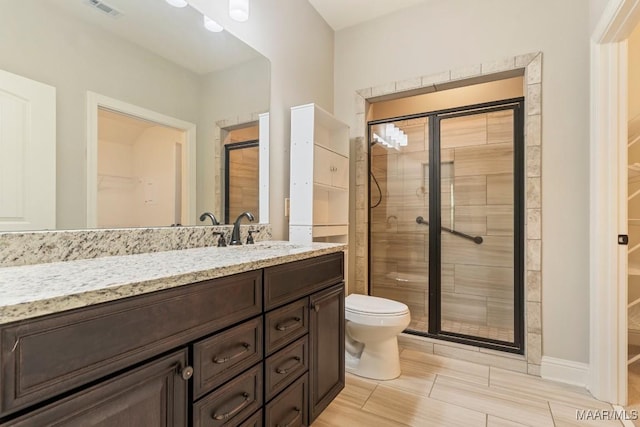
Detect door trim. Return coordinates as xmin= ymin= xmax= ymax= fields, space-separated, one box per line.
xmin=224 ymin=139 xmax=259 ymax=224
xmin=86 ymin=92 xmax=197 ymax=228
xmin=589 ymin=0 xmax=640 ymax=404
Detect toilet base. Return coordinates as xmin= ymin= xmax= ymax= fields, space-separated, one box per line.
xmin=345 ymin=336 xmax=401 ymax=380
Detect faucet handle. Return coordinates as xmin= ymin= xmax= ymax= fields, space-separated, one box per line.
xmin=213 ymin=231 xmax=227 ymax=247
xmin=246 ymin=229 xmax=255 ymax=245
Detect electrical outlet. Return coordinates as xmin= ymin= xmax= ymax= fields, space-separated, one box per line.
xmin=284 ymin=198 xmax=290 ymax=217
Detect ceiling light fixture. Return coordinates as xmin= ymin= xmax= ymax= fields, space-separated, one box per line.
xmin=204 ymin=15 xmax=224 ymax=32
xmin=229 ymin=0 xmax=249 ymax=22
xmin=165 ymin=0 xmax=188 ymax=8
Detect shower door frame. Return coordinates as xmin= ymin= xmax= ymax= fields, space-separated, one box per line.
xmin=367 ymin=97 xmax=526 ymax=354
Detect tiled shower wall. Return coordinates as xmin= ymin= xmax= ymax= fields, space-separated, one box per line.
xmin=351 ymin=52 xmax=543 ymax=375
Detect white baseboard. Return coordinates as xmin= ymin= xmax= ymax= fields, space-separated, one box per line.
xmin=540 ymin=356 xmax=589 ymax=387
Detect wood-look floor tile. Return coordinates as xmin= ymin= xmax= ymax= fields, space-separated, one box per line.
xmin=312 ymin=399 xmax=409 ymax=427
xmin=337 ymin=374 xmax=379 ymax=408
xmin=401 ymin=349 xmax=489 ymax=386
xmin=548 ymin=401 xmax=623 ymax=426
xmin=487 ymin=415 xmax=529 ymax=426
xmin=430 ymin=375 xmax=554 ymax=426
xmin=377 ymin=357 xmax=436 ymax=395
xmin=489 ymin=367 xmax=611 ymax=410
xmin=362 ymin=383 xmax=486 ymax=427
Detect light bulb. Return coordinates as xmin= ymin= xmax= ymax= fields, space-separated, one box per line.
xmin=229 ymin=0 xmax=249 ymax=22
xmin=204 ymin=15 xmax=224 ymax=32
xmin=166 ymin=0 xmax=188 ymax=7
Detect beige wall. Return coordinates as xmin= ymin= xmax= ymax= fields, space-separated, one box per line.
xmin=590 ymin=0 xmax=611 ymax=33
xmin=335 ymin=0 xmax=590 ymax=364
xmin=190 ymin=0 xmax=335 ymax=239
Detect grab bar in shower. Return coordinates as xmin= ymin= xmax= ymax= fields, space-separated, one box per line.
xmin=416 ymin=216 xmax=483 ymax=244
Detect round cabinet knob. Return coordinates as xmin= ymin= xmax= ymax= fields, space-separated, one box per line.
xmin=314 ymin=304 xmax=320 ymax=312
xmin=180 ymin=366 xmax=194 ymax=381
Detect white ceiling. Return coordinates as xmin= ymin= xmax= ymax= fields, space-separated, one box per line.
xmin=308 ymin=0 xmax=428 ymax=31
xmin=49 ymin=0 xmax=263 ymax=75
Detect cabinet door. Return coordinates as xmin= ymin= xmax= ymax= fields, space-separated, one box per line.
xmin=313 ymin=145 xmax=333 ymax=187
xmin=331 ymin=153 xmax=349 ymax=190
xmin=2 ymin=350 xmax=188 ymax=426
xmin=308 ymin=283 xmax=345 ymax=423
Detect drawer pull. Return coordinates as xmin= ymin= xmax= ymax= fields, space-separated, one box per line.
xmin=212 ymin=392 xmax=251 ymax=420
xmin=276 ymin=356 xmax=302 ymax=374
xmin=276 ymin=317 xmax=301 ymax=331
xmin=213 ymin=343 xmax=251 ymax=364
xmin=276 ymin=407 xmax=301 ymax=427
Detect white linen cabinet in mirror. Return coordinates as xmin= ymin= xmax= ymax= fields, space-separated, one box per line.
xmin=289 ymin=103 xmax=349 ymax=245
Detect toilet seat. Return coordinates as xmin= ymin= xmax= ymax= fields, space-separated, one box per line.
xmin=345 ymin=294 xmax=409 ymax=316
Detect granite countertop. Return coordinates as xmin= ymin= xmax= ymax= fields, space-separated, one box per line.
xmin=0 ymin=241 xmax=346 ymax=325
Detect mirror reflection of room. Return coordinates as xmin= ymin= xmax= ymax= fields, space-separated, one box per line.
xmin=0 ymin=0 xmax=270 ymax=231
xmin=97 ymin=108 xmax=187 ymax=228
xmin=223 ymin=125 xmax=260 ymax=224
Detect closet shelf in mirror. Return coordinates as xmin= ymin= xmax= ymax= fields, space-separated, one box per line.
xmin=98 ymin=174 xmax=139 ymax=189
xmin=629 ymin=164 xmax=640 ymax=181
xmin=629 ymin=345 xmax=640 ymax=364
xmin=629 ymin=219 xmax=640 ymax=225
xmin=629 ymin=267 xmax=640 ymax=310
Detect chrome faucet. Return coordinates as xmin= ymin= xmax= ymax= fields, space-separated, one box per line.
xmin=199 ymin=212 xmax=219 ymax=225
xmin=229 ymin=211 xmax=255 ymax=245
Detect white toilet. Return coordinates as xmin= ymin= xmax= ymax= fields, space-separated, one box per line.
xmin=344 ymin=294 xmax=411 ymax=380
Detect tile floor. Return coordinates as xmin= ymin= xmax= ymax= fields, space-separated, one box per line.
xmin=313 ymin=348 xmax=626 ymax=426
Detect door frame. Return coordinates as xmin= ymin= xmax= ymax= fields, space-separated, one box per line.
xmin=223 ymin=139 xmax=259 ymax=224
xmin=590 ymin=0 xmax=640 ymax=404
xmin=86 ymin=92 xmax=197 ymax=228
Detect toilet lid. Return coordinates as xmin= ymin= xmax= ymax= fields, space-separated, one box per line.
xmin=345 ymin=294 xmax=409 ymax=316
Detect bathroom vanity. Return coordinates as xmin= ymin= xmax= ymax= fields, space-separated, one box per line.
xmin=0 ymin=242 xmax=345 ymax=426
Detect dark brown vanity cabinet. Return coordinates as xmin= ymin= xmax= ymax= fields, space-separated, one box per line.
xmin=0 ymin=251 xmax=344 ymax=426
xmin=263 ymin=252 xmax=345 ymax=426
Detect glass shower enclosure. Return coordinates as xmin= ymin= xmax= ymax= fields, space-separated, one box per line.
xmin=368 ymin=99 xmax=525 ymax=352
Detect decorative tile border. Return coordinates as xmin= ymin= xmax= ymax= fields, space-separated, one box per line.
xmin=0 ymin=224 xmax=272 ymax=267
xmin=352 ymin=52 xmax=543 ymax=376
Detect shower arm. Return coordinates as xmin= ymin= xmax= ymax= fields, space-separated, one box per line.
xmin=416 ymin=216 xmax=483 ymax=245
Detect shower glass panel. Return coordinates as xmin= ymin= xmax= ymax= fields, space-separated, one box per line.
xmin=369 ymin=118 xmax=430 ymax=331
xmin=368 ymin=99 xmax=524 ymax=352
xmin=438 ymin=109 xmax=515 ymax=343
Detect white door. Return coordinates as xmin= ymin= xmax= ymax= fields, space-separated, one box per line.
xmin=0 ymin=69 xmax=55 ymax=231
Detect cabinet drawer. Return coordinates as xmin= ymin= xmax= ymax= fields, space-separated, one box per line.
xmin=193 ymin=363 xmax=263 ymax=427
xmin=265 ymin=336 xmax=309 ymax=402
xmin=264 ymin=373 xmax=308 ymax=427
xmin=265 ymin=298 xmax=308 ymax=355
xmin=0 ymin=350 xmax=189 ymax=427
xmin=193 ymin=317 xmax=263 ymax=399
xmin=264 ymin=252 xmax=343 ymax=310
xmin=0 ymin=270 xmax=262 ymax=417
xmin=239 ymin=409 xmax=262 ymax=427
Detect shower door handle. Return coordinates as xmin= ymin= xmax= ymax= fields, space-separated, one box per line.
xmin=416 ymin=216 xmax=483 ymax=244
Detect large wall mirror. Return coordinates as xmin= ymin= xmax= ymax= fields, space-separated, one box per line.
xmin=0 ymin=0 xmax=270 ymax=231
